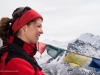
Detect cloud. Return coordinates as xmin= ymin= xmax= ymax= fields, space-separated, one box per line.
xmin=0 ymin=0 xmax=100 ymax=42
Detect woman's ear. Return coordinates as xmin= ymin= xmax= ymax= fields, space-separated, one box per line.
xmin=21 ymin=25 xmax=27 ymax=32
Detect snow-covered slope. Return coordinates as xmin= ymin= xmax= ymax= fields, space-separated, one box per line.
xmin=37 ymin=33 xmax=100 ymax=75
xmin=78 ymin=33 xmax=100 ymax=48
xmin=67 ymin=39 xmax=100 ymax=58
xmin=40 ymin=39 xmax=68 ymax=49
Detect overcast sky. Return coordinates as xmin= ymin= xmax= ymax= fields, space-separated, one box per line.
xmin=0 ymin=0 xmax=100 ymax=42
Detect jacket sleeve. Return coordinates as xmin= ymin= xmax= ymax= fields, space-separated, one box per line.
xmin=2 ymin=58 xmax=44 ymax=75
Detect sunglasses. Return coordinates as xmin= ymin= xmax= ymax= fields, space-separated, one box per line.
xmin=19 ymin=6 xmax=31 ymax=18
xmin=12 ymin=6 xmax=31 ymax=17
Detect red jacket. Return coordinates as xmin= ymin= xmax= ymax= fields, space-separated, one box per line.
xmin=0 ymin=36 xmax=44 ymax=75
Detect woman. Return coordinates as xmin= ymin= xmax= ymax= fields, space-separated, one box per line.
xmin=0 ymin=6 xmax=44 ymax=75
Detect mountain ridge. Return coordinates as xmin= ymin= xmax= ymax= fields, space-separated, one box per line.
xmin=37 ymin=33 xmax=100 ymax=75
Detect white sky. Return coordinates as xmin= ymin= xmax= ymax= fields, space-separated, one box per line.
xmin=0 ymin=0 xmax=100 ymax=42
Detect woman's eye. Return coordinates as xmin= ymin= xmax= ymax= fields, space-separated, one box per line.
xmin=38 ymin=25 xmax=42 ymax=28
xmin=38 ymin=26 xmax=41 ymax=27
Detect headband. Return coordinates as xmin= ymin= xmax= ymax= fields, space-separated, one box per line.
xmin=12 ymin=10 xmax=43 ymax=33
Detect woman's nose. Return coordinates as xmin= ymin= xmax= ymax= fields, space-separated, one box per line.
xmin=40 ymin=28 xmax=43 ymax=34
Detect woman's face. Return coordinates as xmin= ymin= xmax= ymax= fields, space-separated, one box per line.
xmin=22 ymin=18 xmax=43 ymax=44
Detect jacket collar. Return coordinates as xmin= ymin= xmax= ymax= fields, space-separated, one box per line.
xmin=5 ymin=36 xmax=37 ymax=57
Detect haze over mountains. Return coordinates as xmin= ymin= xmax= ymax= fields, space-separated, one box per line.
xmin=36 ymin=33 xmax=100 ymax=75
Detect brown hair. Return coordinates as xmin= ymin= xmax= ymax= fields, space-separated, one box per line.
xmin=0 ymin=7 xmax=39 ymax=42
xmin=0 ymin=7 xmax=41 ymax=42
xmin=0 ymin=7 xmax=25 ymax=42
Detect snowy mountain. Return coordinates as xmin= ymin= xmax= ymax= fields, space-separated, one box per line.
xmin=40 ymin=39 xmax=68 ymax=49
xmin=67 ymin=39 xmax=100 ymax=59
xmin=36 ymin=33 xmax=100 ymax=75
xmin=78 ymin=33 xmax=100 ymax=49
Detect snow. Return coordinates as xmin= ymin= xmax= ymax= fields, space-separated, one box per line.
xmin=78 ymin=33 xmax=100 ymax=48
xmin=36 ymin=33 xmax=100 ymax=75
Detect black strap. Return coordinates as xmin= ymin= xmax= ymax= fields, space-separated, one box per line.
xmin=0 ymin=43 xmax=42 ymax=74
